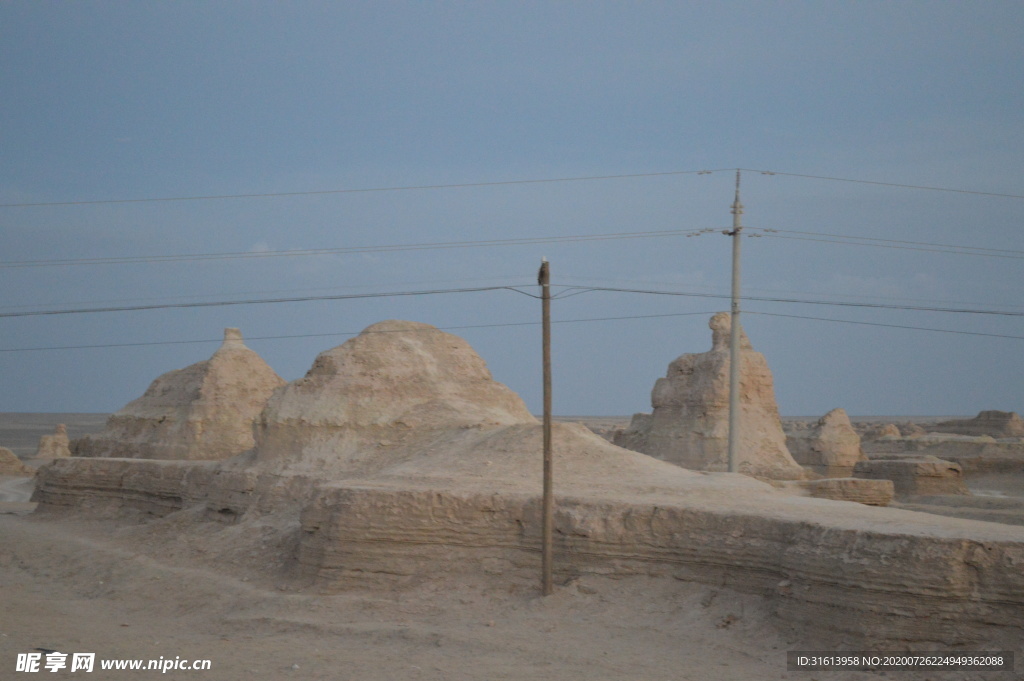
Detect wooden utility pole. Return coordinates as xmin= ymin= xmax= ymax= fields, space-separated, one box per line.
xmin=538 ymin=257 xmax=554 ymax=596
xmin=726 ymin=170 xmax=743 ymax=473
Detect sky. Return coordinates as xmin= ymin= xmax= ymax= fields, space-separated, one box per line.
xmin=1 ymin=1 xmax=1022 ymax=417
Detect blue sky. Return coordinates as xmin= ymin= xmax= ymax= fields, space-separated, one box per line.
xmin=1 ymin=1 xmax=1022 ymax=417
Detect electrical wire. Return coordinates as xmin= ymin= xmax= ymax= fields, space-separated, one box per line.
xmin=753 ymin=229 xmax=1024 ymax=260
xmin=748 ymin=311 xmax=1024 ymax=341
xmin=0 ymin=312 xmax=720 ymax=352
xmin=0 ymin=228 xmax=709 ymax=269
xmin=0 ymin=169 xmax=733 ymax=208
xmin=3 ymin=307 xmax=1021 ymax=353
xmin=563 ymin=286 xmax=1024 ymax=317
xmin=555 ymin=275 xmax=1024 ymax=313
xmin=744 ymin=169 xmax=1024 ymax=200
xmin=0 ymin=285 xmax=539 ymax=319
xmin=2 ymin=282 xmax=1020 ymax=319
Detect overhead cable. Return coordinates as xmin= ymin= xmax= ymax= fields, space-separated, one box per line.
xmin=0 ymin=228 xmax=709 ymax=269
xmin=744 ymin=169 xmax=1024 ymax=200
xmin=0 ymin=169 xmax=733 ymax=208
xmin=0 ymin=285 xmax=538 ymax=318
xmin=2 ymin=308 xmax=1021 ymax=354
xmin=566 ymin=286 xmax=1024 ymax=317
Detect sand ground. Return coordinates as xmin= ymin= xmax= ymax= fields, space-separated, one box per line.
xmin=1 ymin=414 xmax=1019 ymax=680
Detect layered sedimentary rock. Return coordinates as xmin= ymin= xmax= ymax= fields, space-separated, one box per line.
xmin=862 ymin=433 xmax=1024 ymax=475
xmin=73 ymin=329 xmax=285 ymax=460
xmin=931 ymin=410 xmax=1024 ymax=438
xmin=31 ymin=319 xmax=1024 ymax=648
xmin=614 ymin=313 xmax=803 ymax=480
xmin=793 ymin=477 xmax=893 ymax=506
xmin=0 ymin=447 xmax=33 ymax=475
xmin=786 ymin=408 xmax=866 ymax=477
xmin=855 ymin=455 xmax=971 ymax=497
xmin=35 ymin=424 xmax=71 ymax=458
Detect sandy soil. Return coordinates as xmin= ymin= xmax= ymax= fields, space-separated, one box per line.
xmin=0 ymin=507 xmax=857 ymax=681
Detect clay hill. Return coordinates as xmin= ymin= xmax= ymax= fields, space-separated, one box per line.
xmin=32 ymin=320 xmax=1024 ymax=650
xmin=73 ymin=328 xmax=285 ymax=460
xmin=615 ymin=312 xmax=805 ymax=480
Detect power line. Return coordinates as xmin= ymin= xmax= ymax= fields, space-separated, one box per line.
xmin=3 ymin=306 xmax=1021 ymax=354
xmin=745 ymin=168 xmax=1024 ymax=200
xmin=768 ymin=228 xmax=1024 ymax=255
xmin=754 ymin=229 xmax=1024 ymax=260
xmin=749 ymin=311 xmax=1024 ymax=341
xmin=6 ymin=167 xmax=1021 ymax=210
xmin=3 ymin=282 xmax=1021 ymax=319
xmin=0 ymin=285 xmax=538 ymax=319
xmin=0 ymin=228 xmax=709 ymax=269
xmin=0 ymin=169 xmax=732 ymax=208
xmin=567 ymin=286 xmax=1024 ymax=317
xmin=557 ymin=275 xmax=1024 ymax=313
xmin=0 ymin=312 xmax=720 ymax=352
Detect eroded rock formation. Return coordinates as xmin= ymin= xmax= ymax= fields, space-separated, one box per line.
xmin=786 ymin=408 xmax=866 ymax=477
xmin=250 ymin=320 xmax=536 ymax=473
xmin=795 ymin=477 xmax=893 ymax=506
xmin=931 ymin=410 xmax=1024 ymax=438
xmin=0 ymin=446 xmax=33 ymax=475
xmin=855 ymin=455 xmax=971 ymax=497
xmin=73 ymin=328 xmax=285 ymax=460
xmin=30 ymin=319 xmax=1024 ymax=649
xmin=614 ymin=313 xmax=804 ymax=480
xmin=35 ymin=424 xmax=71 ymax=459
xmin=861 ymin=423 xmax=901 ymax=441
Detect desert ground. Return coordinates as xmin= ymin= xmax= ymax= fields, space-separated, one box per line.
xmin=2 ymin=413 xmax=1022 ymax=680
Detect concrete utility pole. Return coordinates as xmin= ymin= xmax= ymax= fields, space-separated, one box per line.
xmin=538 ymin=257 xmax=554 ymax=596
xmin=726 ymin=170 xmax=743 ymax=474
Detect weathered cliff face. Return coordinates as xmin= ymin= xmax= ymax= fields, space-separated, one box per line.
xmin=73 ymin=329 xmax=285 ymax=460
xmin=35 ymin=424 xmax=71 ymax=459
xmin=251 ymin=320 xmax=536 ymax=472
xmin=786 ymin=408 xmax=866 ymax=477
xmin=615 ymin=313 xmax=804 ymax=480
xmin=931 ymin=410 xmax=1024 ymax=438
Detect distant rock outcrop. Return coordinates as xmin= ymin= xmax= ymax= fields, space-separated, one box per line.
xmin=786 ymin=408 xmax=866 ymax=477
xmin=0 ymin=446 xmax=34 ymax=475
xmin=73 ymin=329 xmax=285 ymax=460
xmin=861 ymin=423 xmax=901 ymax=441
xmin=614 ymin=313 xmax=804 ymax=480
xmin=854 ymin=455 xmax=970 ymax=497
xmin=931 ymin=411 xmax=1024 ymax=438
xmin=35 ymin=424 xmax=71 ymax=459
